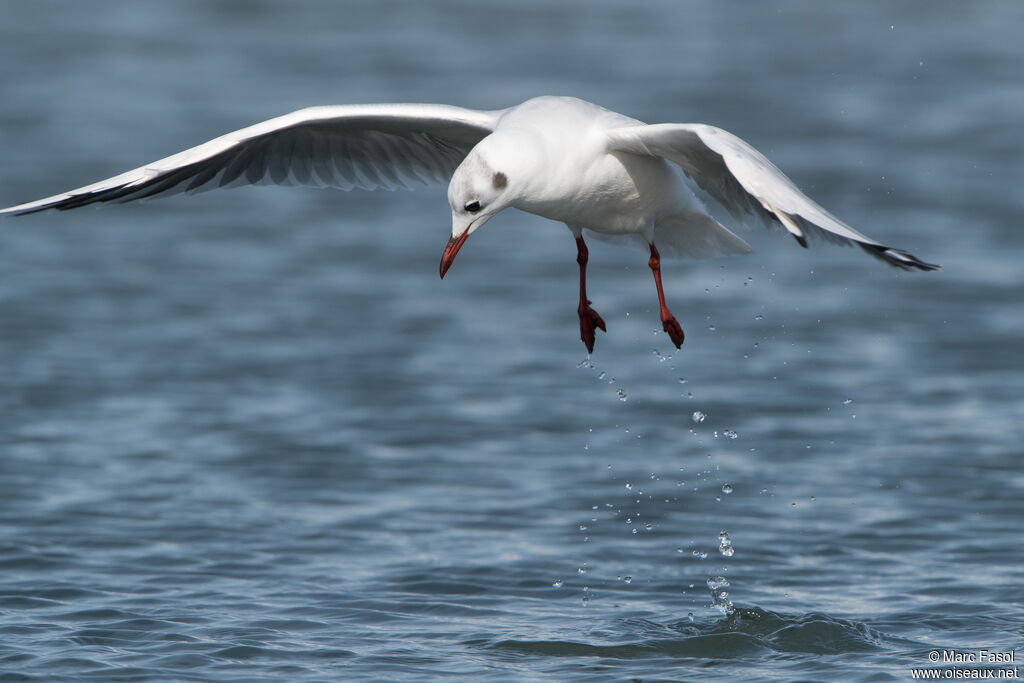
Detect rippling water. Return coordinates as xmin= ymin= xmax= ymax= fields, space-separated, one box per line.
xmin=1 ymin=2 xmax=1022 ymax=681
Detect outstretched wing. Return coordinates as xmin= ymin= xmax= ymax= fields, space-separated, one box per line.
xmin=606 ymin=123 xmax=937 ymax=270
xmin=1 ymin=103 xmax=501 ymax=215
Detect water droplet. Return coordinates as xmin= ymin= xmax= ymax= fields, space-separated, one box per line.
xmin=718 ymin=530 xmax=734 ymax=557
xmin=692 ymin=411 xmax=706 ymax=423
xmin=578 ymin=566 xmax=587 ymax=574
xmin=687 ymin=611 xmax=695 ymax=622
xmin=623 ymin=575 xmax=632 ymax=584
xmin=578 ymin=524 xmax=588 ymax=531
xmin=754 ymin=314 xmax=763 ymax=321
xmin=708 ymin=575 xmax=735 ymax=615
xmin=706 ymin=576 xmax=729 ymax=591
xmin=722 ymin=430 xmax=738 ymax=440
xmin=678 ymin=377 xmax=687 ymax=384
xmin=616 ymin=388 xmax=627 ymax=401
xmin=692 ymin=549 xmax=708 ymax=560
xmin=552 ymin=579 xmax=564 ymax=588
xmin=708 ymin=325 xmax=716 ymax=332
xmin=631 ymin=528 xmax=638 ymax=535
xmin=843 ymin=398 xmax=853 ymax=405
xmin=721 ymin=484 xmax=733 ymax=495
xmin=625 ymin=483 xmax=632 ymax=491
xmin=597 ymin=371 xmax=606 ymax=380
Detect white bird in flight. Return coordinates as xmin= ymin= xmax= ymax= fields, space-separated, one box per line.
xmin=0 ymin=96 xmax=936 ymax=352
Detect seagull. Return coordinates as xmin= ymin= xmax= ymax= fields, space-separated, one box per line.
xmin=0 ymin=96 xmax=937 ymax=352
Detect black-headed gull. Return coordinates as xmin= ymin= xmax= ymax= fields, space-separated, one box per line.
xmin=0 ymin=96 xmax=937 ymax=352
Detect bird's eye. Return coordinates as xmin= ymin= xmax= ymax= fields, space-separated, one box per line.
xmin=464 ymin=200 xmax=481 ymax=213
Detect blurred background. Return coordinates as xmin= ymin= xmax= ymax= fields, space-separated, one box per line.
xmin=0 ymin=2 xmax=1021 ymax=681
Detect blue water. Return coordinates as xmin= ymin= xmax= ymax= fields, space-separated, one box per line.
xmin=1 ymin=2 xmax=1022 ymax=681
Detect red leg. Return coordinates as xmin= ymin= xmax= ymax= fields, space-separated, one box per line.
xmin=648 ymin=243 xmax=684 ymax=348
xmin=575 ymin=236 xmax=606 ymax=353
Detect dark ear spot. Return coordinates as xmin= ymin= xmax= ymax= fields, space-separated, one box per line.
xmin=492 ymin=171 xmax=507 ymax=190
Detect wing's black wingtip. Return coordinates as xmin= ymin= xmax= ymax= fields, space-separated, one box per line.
xmin=860 ymin=244 xmax=940 ymax=271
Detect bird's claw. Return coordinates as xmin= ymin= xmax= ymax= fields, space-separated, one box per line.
xmin=578 ymin=304 xmax=607 ymax=354
xmin=662 ymin=315 xmax=685 ymax=349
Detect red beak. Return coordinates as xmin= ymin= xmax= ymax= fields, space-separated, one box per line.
xmin=439 ymin=230 xmax=470 ymax=279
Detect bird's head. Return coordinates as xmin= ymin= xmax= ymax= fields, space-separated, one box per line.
xmin=440 ymin=145 xmax=515 ymax=278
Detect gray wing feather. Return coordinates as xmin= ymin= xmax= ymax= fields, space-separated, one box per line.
xmin=607 ymin=123 xmax=937 ymax=271
xmin=1 ymin=103 xmax=500 ymax=215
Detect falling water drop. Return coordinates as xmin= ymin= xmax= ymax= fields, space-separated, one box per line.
xmin=721 ymin=483 xmax=733 ymax=495
xmin=552 ymin=579 xmax=564 ymax=588
xmin=718 ymin=530 xmax=734 ymax=557
xmin=706 ymin=576 xmax=729 ymax=591
xmin=707 ymin=576 xmax=735 ymax=615
xmin=692 ymin=411 xmax=706 ymax=423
